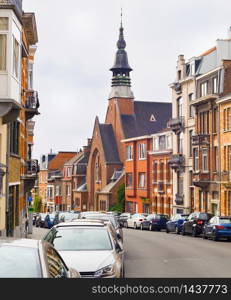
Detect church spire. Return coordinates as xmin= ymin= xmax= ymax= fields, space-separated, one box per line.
xmin=109 ymin=15 xmax=134 ymax=99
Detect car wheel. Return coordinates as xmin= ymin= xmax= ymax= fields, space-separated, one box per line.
xmin=166 ymin=227 xmax=169 ymax=233
xmin=212 ymin=231 xmax=218 ymax=241
xmin=175 ymin=226 xmax=179 ymax=234
xmin=134 ymin=223 xmax=137 ymax=229
xmin=149 ymin=224 xmax=153 ymax=231
xmin=192 ymin=227 xmax=197 ymax=237
xmin=181 ymin=226 xmax=186 ymax=236
xmin=202 ymin=230 xmax=207 ymax=239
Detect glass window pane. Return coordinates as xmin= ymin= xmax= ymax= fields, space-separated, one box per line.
xmin=0 ymin=34 xmax=7 ymax=70
xmin=0 ymin=18 xmax=8 ymax=30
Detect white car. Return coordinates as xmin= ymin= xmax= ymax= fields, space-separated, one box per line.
xmin=125 ymin=213 xmax=148 ymax=229
xmin=43 ymin=219 xmax=124 ymax=278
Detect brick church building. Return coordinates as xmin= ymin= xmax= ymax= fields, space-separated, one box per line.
xmin=86 ymin=22 xmax=172 ymax=211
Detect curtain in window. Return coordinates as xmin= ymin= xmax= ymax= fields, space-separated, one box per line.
xmin=0 ymin=34 xmax=6 ymax=71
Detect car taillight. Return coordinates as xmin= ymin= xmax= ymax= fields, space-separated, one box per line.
xmin=197 ymin=220 xmax=203 ymax=225
xmin=215 ymin=225 xmax=225 ymax=230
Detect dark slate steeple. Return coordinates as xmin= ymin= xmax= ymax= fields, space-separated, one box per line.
xmin=108 ymin=14 xmax=134 ymax=99
xmin=110 ymin=19 xmax=133 ymax=87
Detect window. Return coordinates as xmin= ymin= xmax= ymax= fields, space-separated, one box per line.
xmin=13 ymin=38 xmax=19 ymax=78
xmin=67 ymin=167 xmax=72 ymax=177
xmin=47 ymin=187 xmax=53 ymax=198
xmin=10 ymin=121 xmax=20 ymax=155
xmin=177 ymin=97 xmax=183 ymax=117
xmin=0 ymin=34 xmax=7 ymax=71
xmin=194 ymin=148 xmax=199 ymax=171
xmin=0 ymin=17 xmax=8 ymax=30
xmin=28 ymin=62 xmax=33 ymax=90
xmin=138 ymin=173 xmax=145 ymax=188
xmin=228 ymin=146 xmax=231 ymax=171
xmin=189 ymin=105 xmax=195 ymax=118
xmin=200 ymin=81 xmax=208 ymax=97
xmin=138 ymin=143 xmax=146 ymax=159
xmin=159 ymin=135 xmax=166 ymax=151
xmin=177 ymin=173 xmax=184 ymax=195
xmin=200 ymin=111 xmax=209 ymax=134
xmin=214 ymin=146 xmax=218 ymax=172
xmin=55 ymin=186 xmax=60 ymax=196
xmin=126 ymin=145 xmax=133 ymax=160
xmin=213 ymin=77 xmax=218 ymax=93
xmin=153 ymin=137 xmax=158 ymax=151
xmin=178 ymin=132 xmax=183 ymax=153
xmin=126 ymin=173 xmax=133 ymax=187
xmin=202 ymin=148 xmax=209 ymax=172
xmin=159 ymin=162 xmax=164 ymax=182
xmin=166 ymin=162 xmax=171 ymax=183
xmin=225 ymin=108 xmax=231 ymax=131
xmin=153 ymin=162 xmax=158 ymax=183
xmin=189 ymin=130 xmax=193 ymax=157
xmin=166 ymin=135 xmax=172 ymax=149
xmin=178 ymin=70 xmax=181 ymax=81
xmin=188 ymin=93 xmax=194 ymax=101
xmin=67 ymin=185 xmax=71 ymax=196
xmin=213 ymin=107 xmax=218 ymax=133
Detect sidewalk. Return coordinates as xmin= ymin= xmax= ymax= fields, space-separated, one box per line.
xmin=27 ymin=227 xmax=49 ymax=240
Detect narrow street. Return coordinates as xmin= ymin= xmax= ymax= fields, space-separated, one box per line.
xmin=30 ymin=227 xmax=231 ymax=278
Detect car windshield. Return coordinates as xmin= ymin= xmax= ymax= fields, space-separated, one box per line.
xmin=199 ymin=213 xmax=213 ymax=220
xmin=60 ymin=213 xmax=76 ymax=221
xmin=0 ymin=246 xmax=41 ymax=278
xmin=40 ymin=214 xmax=47 ymax=220
xmin=46 ymin=227 xmax=113 ymax=251
xmin=220 ymin=218 xmax=231 ymax=224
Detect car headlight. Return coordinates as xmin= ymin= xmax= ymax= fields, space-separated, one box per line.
xmin=94 ymin=264 xmax=115 ymax=277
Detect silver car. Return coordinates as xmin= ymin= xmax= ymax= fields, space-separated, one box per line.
xmin=43 ymin=220 xmax=125 ymax=278
xmin=0 ymin=238 xmax=80 ymax=278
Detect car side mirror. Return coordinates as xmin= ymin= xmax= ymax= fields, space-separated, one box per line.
xmin=117 ymin=233 xmax=122 ymax=240
xmin=115 ymin=243 xmax=122 ymax=253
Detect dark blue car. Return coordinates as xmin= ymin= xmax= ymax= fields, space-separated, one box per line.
xmin=44 ymin=212 xmax=59 ymax=229
xmin=203 ymin=216 xmax=231 ymax=241
xmin=166 ymin=214 xmax=189 ymax=234
xmin=140 ymin=214 xmax=169 ymax=231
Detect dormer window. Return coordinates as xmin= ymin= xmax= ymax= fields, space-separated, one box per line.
xmin=190 ymin=61 xmax=195 ymax=76
xmin=150 ymin=114 xmax=156 ymax=122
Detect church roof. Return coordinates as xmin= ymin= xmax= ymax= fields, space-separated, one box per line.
xmin=98 ymin=124 xmax=122 ymax=163
xmin=121 ymin=101 xmax=172 ymax=139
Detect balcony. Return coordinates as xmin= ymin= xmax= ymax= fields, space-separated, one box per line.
xmin=193 ymin=172 xmax=210 ymax=188
xmin=169 ymin=154 xmax=185 ymax=171
xmin=191 ymin=93 xmax=218 ymax=106
xmin=192 ymin=134 xmax=210 ymax=146
xmin=173 ymin=82 xmax=182 ymax=94
xmin=158 ymin=181 xmax=164 ymax=193
xmin=27 ymin=159 xmax=39 ymax=175
xmin=175 ymin=194 xmax=184 ymax=205
xmin=168 ymin=116 xmax=184 ymax=134
xmin=24 ymin=91 xmax=40 ymax=120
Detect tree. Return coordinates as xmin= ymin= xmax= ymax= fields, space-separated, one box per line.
xmin=109 ymin=183 xmax=125 ymax=212
xmin=33 ymin=195 xmax=42 ymax=212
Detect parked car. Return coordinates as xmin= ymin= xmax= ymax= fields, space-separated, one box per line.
xmin=203 ymin=216 xmax=231 ymax=241
xmin=140 ymin=214 xmax=169 ymax=231
xmin=118 ymin=213 xmax=132 ymax=227
xmin=33 ymin=213 xmax=39 ymax=225
xmin=35 ymin=213 xmax=47 ymax=228
xmin=166 ymin=214 xmax=189 ymax=234
xmin=181 ymin=212 xmax=214 ymax=237
xmin=124 ymin=213 xmax=148 ymax=229
xmin=44 ymin=212 xmax=59 ymax=229
xmin=43 ymin=220 xmax=124 ymax=278
xmin=59 ymin=212 xmax=79 ymax=223
xmin=81 ymin=213 xmax=123 ymax=242
xmin=0 ymin=239 xmax=80 ymax=278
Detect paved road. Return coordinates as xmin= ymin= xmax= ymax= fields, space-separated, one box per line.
xmin=123 ymin=228 xmax=231 ymax=278
xmin=30 ymin=226 xmax=231 ymax=278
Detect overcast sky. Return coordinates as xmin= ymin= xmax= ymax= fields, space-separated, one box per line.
xmin=23 ymin=0 xmax=231 ymax=160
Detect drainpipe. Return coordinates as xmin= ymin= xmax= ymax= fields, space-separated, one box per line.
xmin=5 ymin=123 xmax=10 ymax=236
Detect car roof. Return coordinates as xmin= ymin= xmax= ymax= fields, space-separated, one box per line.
xmin=55 ymin=219 xmax=107 ymax=227
xmin=0 ymin=238 xmax=39 ymax=248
